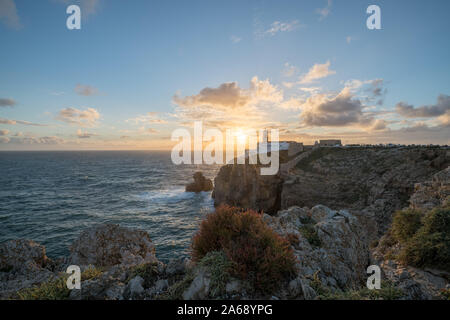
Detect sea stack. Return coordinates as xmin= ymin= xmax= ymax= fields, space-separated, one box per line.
xmin=185 ymin=172 xmax=213 ymax=192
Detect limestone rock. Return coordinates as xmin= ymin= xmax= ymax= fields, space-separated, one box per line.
xmin=0 ymin=239 xmax=49 ymax=272
xmin=69 ymin=224 xmax=157 ymax=267
xmin=182 ymin=269 xmax=211 ymax=300
xmin=186 ymin=172 xmax=213 ymax=192
xmin=266 ymin=205 xmax=369 ymax=290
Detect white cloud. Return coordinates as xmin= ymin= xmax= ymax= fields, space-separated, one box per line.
xmin=230 ymin=35 xmax=242 ymax=43
xmin=265 ymin=20 xmax=301 ymax=36
xmin=299 ymin=61 xmax=336 ymax=84
xmin=0 ymin=0 xmax=21 ymax=29
xmin=76 ymin=129 xmax=98 ymax=139
xmin=126 ymin=112 xmax=167 ymax=124
xmin=74 ymin=84 xmax=99 ymax=96
xmin=0 ymin=117 xmax=47 ymax=126
xmin=316 ymin=0 xmax=332 ymax=21
xmin=282 ymin=62 xmax=298 ymax=77
xmin=56 ymin=107 xmax=100 ymax=127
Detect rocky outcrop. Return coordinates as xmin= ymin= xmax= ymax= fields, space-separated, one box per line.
xmin=0 ymin=239 xmax=49 ymax=272
xmin=213 ymin=164 xmax=283 ymax=214
xmin=0 ymin=240 xmax=55 ymax=298
xmin=370 ymin=166 xmax=450 ymax=299
xmin=409 ymin=167 xmax=449 ymax=210
xmin=213 ymin=147 xmax=449 ymax=234
xmin=69 ymin=224 xmax=157 ymax=267
xmin=185 ymin=172 xmax=213 ymax=192
xmin=263 ymin=205 xmax=369 ymax=294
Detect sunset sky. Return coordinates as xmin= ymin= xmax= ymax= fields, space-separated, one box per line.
xmin=0 ymin=0 xmax=449 ymax=150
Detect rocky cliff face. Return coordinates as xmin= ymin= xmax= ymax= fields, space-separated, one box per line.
xmin=213 ymin=164 xmax=283 ymax=214
xmin=213 ymin=147 xmax=449 ymax=234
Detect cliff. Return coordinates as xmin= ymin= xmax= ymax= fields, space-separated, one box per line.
xmin=213 ymin=147 xmax=449 ymax=234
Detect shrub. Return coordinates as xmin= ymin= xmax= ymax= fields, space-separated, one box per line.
xmin=156 ymin=271 xmax=195 ymax=300
xmin=398 ymin=205 xmax=450 ymax=272
xmin=319 ymin=281 xmax=404 ymax=300
xmin=192 ymin=205 xmax=296 ymax=294
xmin=17 ymin=276 xmax=70 ymax=300
xmin=199 ymin=251 xmax=232 ymax=297
xmin=81 ymin=266 xmax=103 ymax=281
xmin=391 ymin=208 xmax=423 ymax=244
xmin=299 ymin=225 xmax=321 ymax=247
xmin=127 ymin=262 xmax=159 ymax=287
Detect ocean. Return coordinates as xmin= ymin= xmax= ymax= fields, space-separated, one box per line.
xmin=0 ymin=151 xmax=220 ymax=262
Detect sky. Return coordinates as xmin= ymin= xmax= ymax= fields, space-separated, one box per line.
xmin=0 ymin=0 xmax=449 ymax=150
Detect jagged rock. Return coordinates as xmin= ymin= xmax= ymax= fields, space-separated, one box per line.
xmin=310 ymin=205 xmax=336 ymax=222
xmin=225 ymin=279 xmax=242 ymax=295
xmin=185 ymin=172 xmax=213 ymax=192
xmin=410 ymin=167 xmax=449 ymax=210
xmin=165 ymin=257 xmax=188 ymax=276
xmin=182 ymin=269 xmax=211 ymax=300
xmin=123 ymin=276 xmax=144 ymax=299
xmin=0 ymin=239 xmax=55 ymax=299
xmin=213 ymin=164 xmax=283 ymax=214
xmin=0 ymin=239 xmax=49 ymax=272
xmin=69 ymin=224 xmax=157 ymax=267
xmin=265 ymin=205 xmax=369 ymax=291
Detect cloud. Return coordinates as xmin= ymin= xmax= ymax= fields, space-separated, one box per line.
xmin=172 ymin=77 xmax=287 ymax=130
xmin=0 ymin=98 xmax=16 ymax=107
xmin=299 ymin=61 xmax=336 ymax=84
xmin=230 ymin=35 xmax=242 ymax=43
xmin=76 ymin=129 xmax=97 ymax=139
xmin=282 ymin=62 xmax=298 ymax=77
xmin=138 ymin=127 xmax=159 ymax=134
xmin=174 ymin=82 xmax=251 ymax=109
xmin=1 ymin=134 xmax=65 ymax=145
xmin=346 ymin=36 xmax=353 ymax=44
xmin=56 ymin=107 xmax=100 ymax=127
xmin=0 ymin=0 xmax=21 ymax=29
xmin=0 ymin=117 xmax=47 ymax=126
xmin=300 ymin=87 xmax=386 ymax=131
xmin=264 ymin=20 xmax=301 ymax=36
xmin=74 ymin=84 xmax=99 ymax=96
xmin=0 ymin=129 xmax=9 ymax=136
xmin=395 ymin=94 xmax=450 ymax=119
xmin=316 ymin=0 xmax=332 ymax=21
xmin=126 ymin=112 xmax=168 ymax=124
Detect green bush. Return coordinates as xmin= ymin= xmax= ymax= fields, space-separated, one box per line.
xmin=391 ymin=208 xmax=423 ymax=244
xmin=398 ymin=205 xmax=450 ymax=272
xmin=192 ymin=205 xmax=296 ymax=294
xmin=199 ymin=251 xmax=232 ymax=298
xmin=17 ymin=276 xmax=70 ymax=300
xmin=299 ymin=225 xmax=322 ymax=247
xmin=319 ymin=281 xmax=404 ymax=300
xmin=127 ymin=262 xmax=159 ymax=287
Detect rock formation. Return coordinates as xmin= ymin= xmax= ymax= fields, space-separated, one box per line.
xmin=69 ymin=224 xmax=157 ymax=267
xmin=213 ymin=147 xmax=449 ymax=234
xmin=185 ymin=172 xmax=213 ymax=192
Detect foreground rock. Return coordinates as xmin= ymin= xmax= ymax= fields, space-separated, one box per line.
xmin=0 ymin=240 xmax=55 ymax=298
xmin=264 ymin=205 xmax=369 ymax=296
xmin=371 ymin=167 xmax=450 ymax=299
xmin=185 ymin=172 xmax=213 ymax=192
xmin=69 ymin=224 xmax=157 ymax=267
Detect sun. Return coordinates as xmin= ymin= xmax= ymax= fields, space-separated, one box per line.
xmin=235 ymin=129 xmax=247 ymax=145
